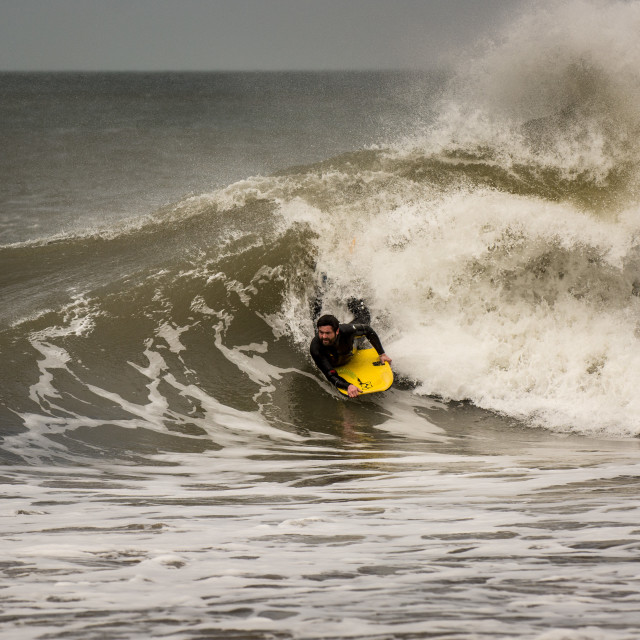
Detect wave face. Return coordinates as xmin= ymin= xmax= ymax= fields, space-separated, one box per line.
xmin=2 ymin=0 xmax=640 ymax=461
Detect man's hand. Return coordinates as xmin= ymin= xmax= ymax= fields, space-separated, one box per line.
xmin=379 ymin=354 xmax=392 ymax=365
xmin=347 ymin=384 xmax=361 ymax=398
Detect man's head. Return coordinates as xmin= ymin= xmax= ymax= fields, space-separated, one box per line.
xmin=317 ymin=314 xmax=339 ymax=346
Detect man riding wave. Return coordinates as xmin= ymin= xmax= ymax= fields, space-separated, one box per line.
xmin=310 ymin=313 xmax=392 ymax=398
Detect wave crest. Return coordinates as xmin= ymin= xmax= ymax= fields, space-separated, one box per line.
xmin=406 ymin=0 xmax=640 ymax=199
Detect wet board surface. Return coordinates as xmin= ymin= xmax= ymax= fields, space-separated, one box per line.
xmin=336 ymin=348 xmax=393 ymax=396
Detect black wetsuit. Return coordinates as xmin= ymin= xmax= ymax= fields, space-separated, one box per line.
xmin=310 ymin=323 xmax=386 ymax=391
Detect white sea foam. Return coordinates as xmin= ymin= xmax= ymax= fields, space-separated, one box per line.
xmin=263 ymin=169 xmax=640 ymax=436
xmin=3 ymin=438 xmax=640 ymax=639
xmin=267 ymin=0 xmax=640 ymax=438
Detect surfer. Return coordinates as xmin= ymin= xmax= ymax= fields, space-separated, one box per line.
xmin=310 ymin=314 xmax=392 ymax=397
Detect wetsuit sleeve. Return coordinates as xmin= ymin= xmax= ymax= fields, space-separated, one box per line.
xmin=310 ymin=339 xmax=351 ymax=391
xmin=352 ymin=324 xmax=386 ymax=355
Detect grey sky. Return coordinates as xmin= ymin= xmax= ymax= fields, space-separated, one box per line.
xmin=0 ymin=0 xmax=525 ymax=71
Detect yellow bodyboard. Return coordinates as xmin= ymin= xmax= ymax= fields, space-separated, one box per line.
xmin=336 ymin=348 xmax=393 ymax=396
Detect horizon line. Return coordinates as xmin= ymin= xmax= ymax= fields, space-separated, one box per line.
xmin=0 ymin=66 xmax=448 ymax=74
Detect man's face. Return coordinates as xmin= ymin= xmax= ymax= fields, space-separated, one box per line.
xmin=318 ymin=324 xmax=338 ymax=346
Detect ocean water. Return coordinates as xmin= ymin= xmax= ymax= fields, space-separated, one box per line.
xmin=3 ymin=2 xmax=640 ymax=638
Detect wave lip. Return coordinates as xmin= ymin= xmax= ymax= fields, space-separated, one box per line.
xmin=402 ymin=0 xmax=640 ymax=209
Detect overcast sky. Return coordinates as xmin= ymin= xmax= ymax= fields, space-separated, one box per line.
xmin=0 ymin=0 xmax=526 ymax=71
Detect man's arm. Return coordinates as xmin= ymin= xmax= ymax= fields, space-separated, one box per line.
xmin=352 ymin=324 xmax=392 ymax=364
xmin=310 ymin=339 xmax=352 ymax=392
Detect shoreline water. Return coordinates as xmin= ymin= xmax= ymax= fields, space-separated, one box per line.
xmin=3 ymin=402 xmax=640 ymax=639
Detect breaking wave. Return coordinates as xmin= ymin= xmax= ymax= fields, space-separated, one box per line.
xmin=3 ymin=0 xmax=640 ymax=460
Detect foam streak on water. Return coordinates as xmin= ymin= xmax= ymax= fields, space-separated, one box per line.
xmin=2 ymin=432 xmax=640 ymax=640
